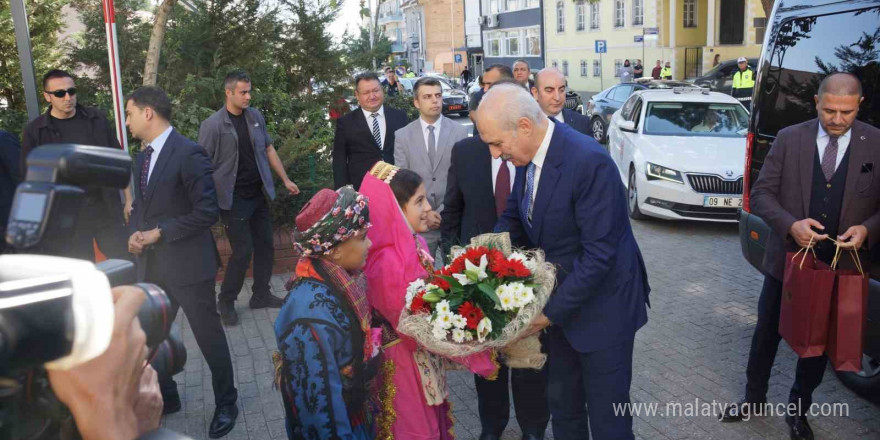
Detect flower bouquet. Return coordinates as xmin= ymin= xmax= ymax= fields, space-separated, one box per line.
xmin=397 ymin=232 xmax=556 ymax=369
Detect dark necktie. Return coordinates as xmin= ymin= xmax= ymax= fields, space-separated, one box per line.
xmin=522 ymin=162 xmax=536 ymax=225
xmin=371 ymin=113 xmax=382 ymax=150
xmin=140 ymin=145 xmax=154 ymax=197
xmin=495 ymin=159 xmax=511 ymax=216
xmin=821 ymin=135 xmax=840 ymax=181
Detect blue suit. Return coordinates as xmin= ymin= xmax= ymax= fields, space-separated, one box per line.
xmin=496 ymin=121 xmax=650 ymax=440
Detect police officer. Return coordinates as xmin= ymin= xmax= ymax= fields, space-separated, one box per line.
xmin=732 ymin=56 xmax=755 ymax=111
xmin=660 ymin=61 xmax=673 ymax=80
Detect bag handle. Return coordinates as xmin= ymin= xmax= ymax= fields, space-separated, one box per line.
xmin=790 ymin=235 xmax=817 ymax=270
xmin=828 ymin=237 xmax=865 ymax=276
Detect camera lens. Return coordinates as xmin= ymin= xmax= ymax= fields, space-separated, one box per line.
xmin=134 ymin=283 xmax=173 ymax=349
xmin=150 ymin=324 xmax=186 ymax=378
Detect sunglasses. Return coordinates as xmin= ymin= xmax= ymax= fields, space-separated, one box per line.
xmin=46 ymin=88 xmax=76 ymax=98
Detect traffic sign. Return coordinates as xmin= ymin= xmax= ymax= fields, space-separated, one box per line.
xmin=454 ymin=54 xmax=462 ymax=63
xmin=644 ymin=27 xmax=659 ymax=35
xmin=634 ymin=35 xmax=644 ymax=43
xmin=595 ymin=40 xmax=607 ymax=53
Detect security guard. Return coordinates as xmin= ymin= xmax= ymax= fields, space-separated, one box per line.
xmin=732 ymin=56 xmax=755 ymax=111
xmin=660 ymin=62 xmax=673 ymax=80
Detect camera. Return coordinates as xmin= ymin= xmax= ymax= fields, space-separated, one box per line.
xmin=0 ymin=145 xmax=187 ymax=439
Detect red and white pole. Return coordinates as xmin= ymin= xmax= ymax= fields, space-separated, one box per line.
xmin=102 ymin=0 xmax=129 ymax=152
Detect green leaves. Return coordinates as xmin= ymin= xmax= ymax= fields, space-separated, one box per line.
xmin=477 ymin=282 xmax=501 ymax=308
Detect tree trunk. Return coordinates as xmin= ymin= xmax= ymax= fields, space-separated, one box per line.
xmin=761 ymin=0 xmax=774 ymax=19
xmin=143 ymin=0 xmax=177 ymax=86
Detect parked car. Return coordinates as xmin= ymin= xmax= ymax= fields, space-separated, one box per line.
xmin=740 ymin=0 xmax=880 ymax=400
xmin=586 ymin=79 xmax=692 ymax=143
xmin=692 ymin=58 xmax=758 ymax=94
xmin=399 ymin=77 xmax=470 ymax=117
xmin=607 ymin=87 xmax=748 ymax=222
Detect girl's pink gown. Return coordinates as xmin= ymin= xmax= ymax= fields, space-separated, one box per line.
xmin=361 ymin=171 xmax=497 ymax=440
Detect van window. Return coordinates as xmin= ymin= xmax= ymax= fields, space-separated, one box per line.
xmin=756 ymin=7 xmax=880 ymax=137
xmin=611 ymin=85 xmax=634 ymax=102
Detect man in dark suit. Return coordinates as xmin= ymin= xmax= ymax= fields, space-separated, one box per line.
xmin=470 ymin=64 xmax=514 ymax=141
xmin=721 ymin=73 xmax=880 ymax=440
xmin=531 ymin=68 xmax=591 ymax=137
xmin=125 ymin=86 xmax=238 ymax=438
xmin=441 ymin=87 xmax=549 ymax=440
xmin=332 ymin=72 xmax=409 ymax=190
xmin=0 ymin=130 xmax=20 ymax=255
xmin=483 ymin=83 xmax=650 ymax=440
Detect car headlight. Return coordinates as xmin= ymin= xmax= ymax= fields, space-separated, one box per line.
xmin=646 ymin=163 xmax=684 ymax=184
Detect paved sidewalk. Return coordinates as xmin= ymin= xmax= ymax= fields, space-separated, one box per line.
xmin=162 ymin=220 xmax=879 ymax=439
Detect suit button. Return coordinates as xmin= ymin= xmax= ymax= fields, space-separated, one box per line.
xmin=826 ymin=183 xmax=832 ymax=188
xmin=824 ymin=197 xmax=828 ymax=203
xmin=822 ymin=214 xmax=827 ymax=218
xmin=432 ymin=178 xmax=436 ymax=181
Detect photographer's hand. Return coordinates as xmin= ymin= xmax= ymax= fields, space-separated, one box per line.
xmin=47 ymin=286 xmax=148 ymax=440
xmin=133 ymin=365 xmax=163 ymax=434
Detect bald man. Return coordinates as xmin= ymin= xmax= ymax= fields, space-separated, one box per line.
xmin=483 ymin=83 xmax=650 ymax=440
xmin=531 ymin=68 xmax=592 ymax=137
xmin=721 ymin=73 xmax=880 ymax=440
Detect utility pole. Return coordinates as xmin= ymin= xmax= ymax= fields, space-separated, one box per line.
xmin=10 ymin=0 xmax=40 ymax=121
xmin=370 ymin=0 xmax=376 ymax=70
xmin=450 ymin=0 xmax=455 ymax=80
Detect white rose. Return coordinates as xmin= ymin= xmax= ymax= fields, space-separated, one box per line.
xmin=451 ymin=328 xmax=466 ymax=343
xmin=477 ymin=317 xmax=493 ymax=342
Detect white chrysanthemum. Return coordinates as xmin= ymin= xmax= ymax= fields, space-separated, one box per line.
xmin=464 ymin=331 xmax=475 ymax=342
xmin=516 ymin=285 xmax=535 ymax=307
xmin=496 ymin=283 xmax=517 ymax=311
xmin=436 ymin=300 xmax=451 ymax=315
xmin=451 ymin=328 xmax=466 ymax=343
xmin=406 ymin=279 xmax=426 ymax=307
xmin=477 ymin=317 xmax=493 ymax=342
xmin=435 ymin=311 xmax=454 ymax=330
xmin=432 ymin=324 xmax=449 ymax=341
xmin=451 ymin=314 xmax=467 ymax=329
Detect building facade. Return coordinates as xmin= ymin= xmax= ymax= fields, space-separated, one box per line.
xmin=378 ymin=0 xmax=408 ymax=64
xmin=480 ymin=0 xmax=546 ymax=72
xmin=544 ymin=0 xmax=765 ymax=93
xmin=399 ymin=0 xmax=468 ymax=76
xmin=464 ymin=0 xmax=485 ymax=75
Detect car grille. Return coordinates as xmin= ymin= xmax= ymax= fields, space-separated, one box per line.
xmin=565 ymin=95 xmax=580 ymax=110
xmin=444 ymin=97 xmax=464 ymax=105
xmin=686 ymin=174 xmax=743 ymax=195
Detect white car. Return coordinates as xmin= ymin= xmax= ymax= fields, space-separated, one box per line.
xmin=607 ymin=87 xmax=749 ymax=222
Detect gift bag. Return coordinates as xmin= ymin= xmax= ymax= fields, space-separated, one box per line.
xmin=780 ymin=247 xmax=835 ymax=358
xmin=826 ymin=247 xmax=869 ymax=372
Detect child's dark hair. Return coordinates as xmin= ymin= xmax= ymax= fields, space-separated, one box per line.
xmin=390 ymin=169 xmax=424 ymax=207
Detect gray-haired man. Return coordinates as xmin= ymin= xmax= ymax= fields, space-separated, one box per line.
xmin=199 ymin=71 xmax=300 ymax=326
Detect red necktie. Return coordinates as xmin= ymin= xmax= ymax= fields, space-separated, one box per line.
xmin=495 ymin=159 xmax=511 ymax=216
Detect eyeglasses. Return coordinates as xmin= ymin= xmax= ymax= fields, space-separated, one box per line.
xmin=46 ymin=88 xmax=76 ymax=98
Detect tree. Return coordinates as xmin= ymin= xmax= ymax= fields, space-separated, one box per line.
xmin=0 ymin=0 xmax=70 ymax=134
xmin=143 ymin=0 xmax=177 ymax=86
xmin=341 ymin=26 xmax=392 ymax=71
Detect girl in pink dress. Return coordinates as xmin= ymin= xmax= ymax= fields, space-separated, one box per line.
xmin=360 ymin=163 xmax=497 ymax=440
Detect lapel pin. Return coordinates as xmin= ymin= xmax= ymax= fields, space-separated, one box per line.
xmin=861 ymin=136 xmax=867 ymax=141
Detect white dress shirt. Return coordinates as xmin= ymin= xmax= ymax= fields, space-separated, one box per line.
xmin=816 ymin=124 xmax=852 ymax=172
xmin=491 ymin=157 xmax=516 ymax=195
xmin=551 ymin=110 xmax=565 ymax=124
xmin=362 ymin=106 xmax=387 ymax=147
xmin=528 ymin=120 xmax=555 ymax=219
xmin=146 ymin=126 xmax=173 ymax=183
xmin=419 ymin=116 xmax=442 ymax=152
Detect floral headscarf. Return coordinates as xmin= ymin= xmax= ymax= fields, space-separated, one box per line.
xmin=292 ymin=186 xmax=371 ymax=256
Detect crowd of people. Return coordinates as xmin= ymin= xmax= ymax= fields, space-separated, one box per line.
xmin=0 ymin=55 xmax=871 ymax=440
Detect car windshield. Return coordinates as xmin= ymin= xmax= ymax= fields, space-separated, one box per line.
xmin=644 ymin=102 xmax=749 ymax=137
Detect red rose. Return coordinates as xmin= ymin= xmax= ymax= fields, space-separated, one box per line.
xmin=410 ymin=292 xmax=429 ymax=313
xmin=458 ymin=301 xmax=484 ymax=329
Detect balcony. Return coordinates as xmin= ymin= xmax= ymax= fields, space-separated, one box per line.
xmin=378 ymin=12 xmax=404 ymax=25
xmin=390 ymin=42 xmax=406 ymax=53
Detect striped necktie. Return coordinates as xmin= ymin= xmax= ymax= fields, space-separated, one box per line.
xmin=371 ymin=113 xmax=382 ymax=150
xmin=522 ymin=162 xmax=536 ymax=226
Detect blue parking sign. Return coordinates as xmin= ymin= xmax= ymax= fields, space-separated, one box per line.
xmin=454 ymin=54 xmax=462 ymax=63
xmin=595 ymin=40 xmax=607 ymax=53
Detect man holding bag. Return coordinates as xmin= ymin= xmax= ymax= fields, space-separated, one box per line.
xmin=721 ymin=73 xmax=880 ymax=440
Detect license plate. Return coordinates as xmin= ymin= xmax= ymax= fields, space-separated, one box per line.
xmin=447 ymin=105 xmax=463 ymax=110
xmin=703 ymin=196 xmax=743 ymax=208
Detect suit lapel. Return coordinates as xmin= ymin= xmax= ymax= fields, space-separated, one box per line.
xmin=799 ymin=120 xmax=819 ymax=217
xmin=841 ymin=122 xmax=869 ymax=224
xmin=143 ymin=130 xmax=177 ymax=211
xmin=433 ymin=117 xmax=452 ymax=174
xmin=530 ymin=122 xmax=565 ymax=243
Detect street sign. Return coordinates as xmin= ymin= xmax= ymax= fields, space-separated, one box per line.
xmin=634 ymin=35 xmax=644 ymax=43
xmin=644 ymin=27 xmax=659 ymax=35
xmin=454 ymin=54 xmax=462 ymax=63
xmin=595 ymin=40 xmax=607 ymax=54
xmin=644 ymin=34 xmax=659 ymax=40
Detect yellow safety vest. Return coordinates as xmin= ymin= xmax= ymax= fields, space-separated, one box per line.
xmin=733 ymin=69 xmax=755 ymax=89
xmin=660 ymin=67 xmax=672 ymax=78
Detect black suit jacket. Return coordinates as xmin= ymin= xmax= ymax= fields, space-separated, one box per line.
xmin=131 ymin=128 xmax=220 ymax=286
xmin=562 ymin=108 xmax=592 ymax=137
xmin=440 ymin=136 xmax=505 ymax=254
xmin=332 ymin=106 xmax=409 ymax=190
